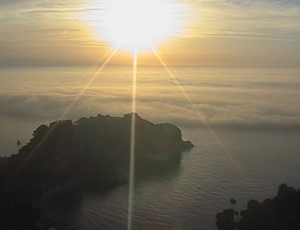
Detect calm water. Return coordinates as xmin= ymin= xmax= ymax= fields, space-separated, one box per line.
xmin=1 ymin=66 xmax=300 ymax=229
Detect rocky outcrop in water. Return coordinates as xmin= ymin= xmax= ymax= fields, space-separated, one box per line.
xmin=216 ymin=184 xmax=300 ymax=230
xmin=0 ymin=113 xmax=193 ymax=229
xmin=2 ymin=113 xmax=192 ymax=189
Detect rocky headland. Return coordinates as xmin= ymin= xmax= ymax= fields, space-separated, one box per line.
xmin=0 ymin=113 xmax=193 ymax=229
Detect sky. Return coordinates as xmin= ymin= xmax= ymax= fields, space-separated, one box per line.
xmin=1 ymin=0 xmax=300 ymax=67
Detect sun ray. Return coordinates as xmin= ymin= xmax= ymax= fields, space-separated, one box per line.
xmin=59 ymin=43 xmax=121 ymax=119
xmin=4 ymin=44 xmax=121 ymax=190
xmin=127 ymin=46 xmax=138 ymax=230
xmin=149 ymin=44 xmax=243 ymax=173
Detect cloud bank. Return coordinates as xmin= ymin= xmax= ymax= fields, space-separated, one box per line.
xmin=1 ymin=67 xmax=300 ymax=131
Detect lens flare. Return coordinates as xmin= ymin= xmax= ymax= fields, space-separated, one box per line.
xmin=83 ymin=0 xmax=186 ymax=52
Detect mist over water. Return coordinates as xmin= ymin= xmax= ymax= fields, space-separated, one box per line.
xmin=1 ymin=66 xmax=300 ymax=229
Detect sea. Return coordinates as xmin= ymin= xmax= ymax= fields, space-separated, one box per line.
xmin=1 ymin=66 xmax=300 ymax=229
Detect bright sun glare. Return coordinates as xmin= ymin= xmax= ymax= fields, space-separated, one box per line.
xmin=84 ymin=0 xmax=186 ymax=52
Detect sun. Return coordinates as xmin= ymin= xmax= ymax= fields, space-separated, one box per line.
xmin=83 ymin=0 xmax=186 ymax=52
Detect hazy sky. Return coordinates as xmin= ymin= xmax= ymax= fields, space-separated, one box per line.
xmin=1 ymin=0 xmax=300 ymax=67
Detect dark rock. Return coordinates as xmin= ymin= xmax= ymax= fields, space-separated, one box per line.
xmin=216 ymin=208 xmax=235 ymax=230
xmin=247 ymin=199 xmax=260 ymax=211
xmin=230 ymin=198 xmax=237 ymax=205
xmin=217 ymin=184 xmax=300 ymax=230
xmin=0 ymin=157 xmax=8 ymax=171
xmin=277 ymin=183 xmax=296 ymax=197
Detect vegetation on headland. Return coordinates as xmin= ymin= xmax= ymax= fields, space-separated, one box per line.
xmin=0 ymin=113 xmax=193 ymax=229
xmin=216 ymin=184 xmax=300 ymax=230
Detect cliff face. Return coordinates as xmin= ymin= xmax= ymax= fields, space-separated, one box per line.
xmin=1 ymin=113 xmax=193 ymax=190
